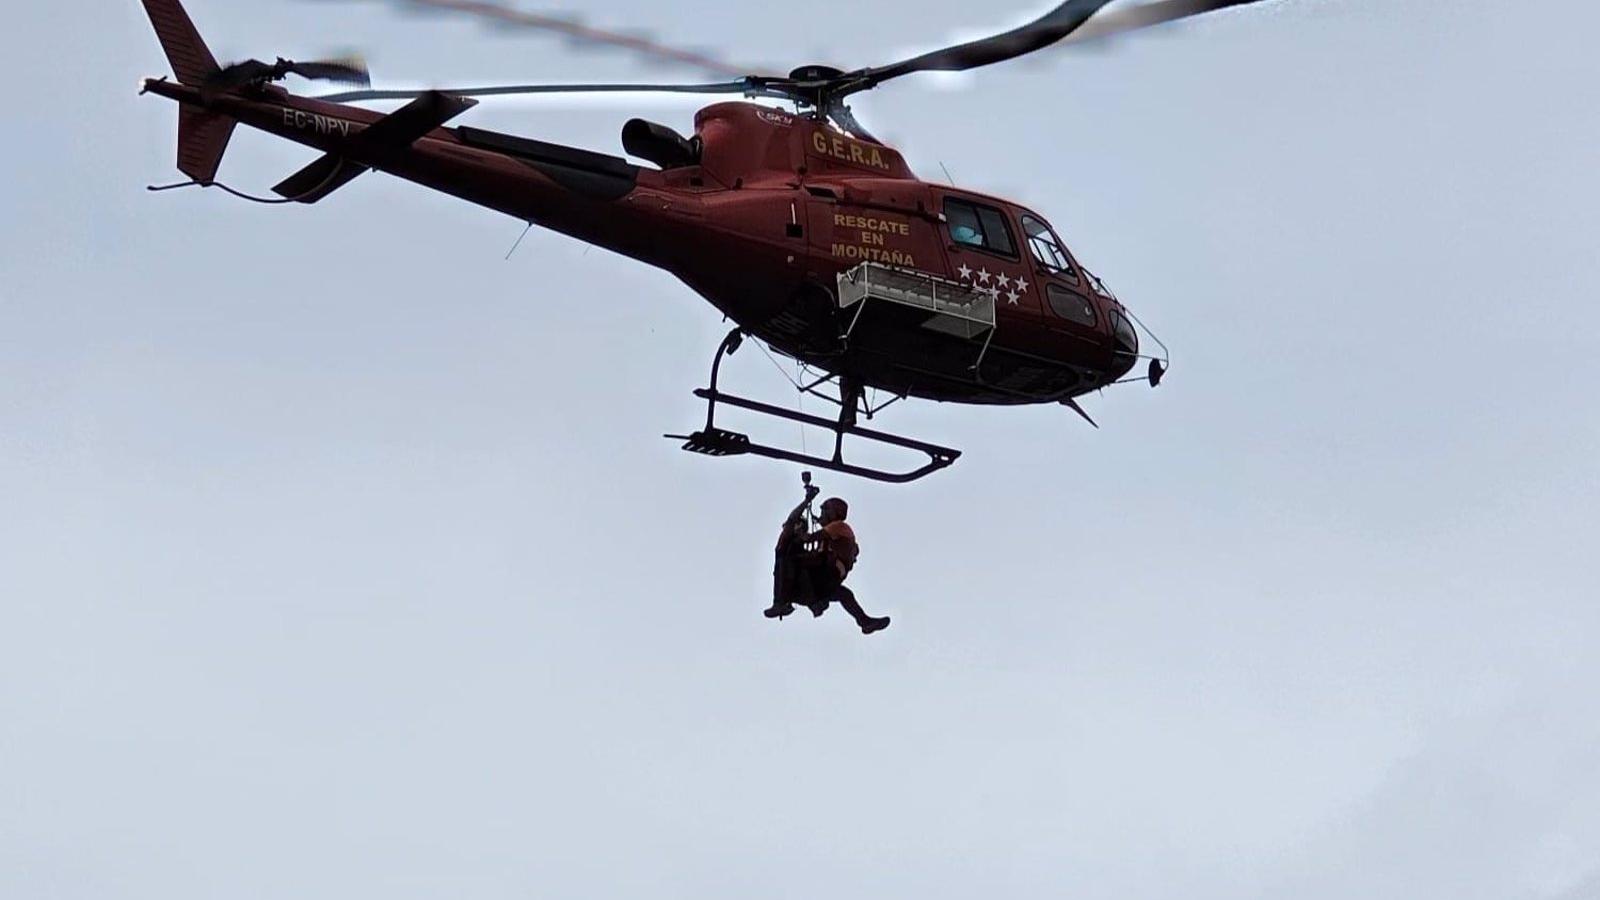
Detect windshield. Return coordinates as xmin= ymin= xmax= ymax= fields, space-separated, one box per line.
xmin=1110 ymin=309 xmax=1138 ymax=358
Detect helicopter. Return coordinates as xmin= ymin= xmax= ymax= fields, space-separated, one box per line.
xmin=138 ymin=0 xmax=1277 ymax=483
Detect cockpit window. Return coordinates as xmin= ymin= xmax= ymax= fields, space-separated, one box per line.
xmin=943 ymin=198 xmax=1017 ymax=258
xmin=1021 ymin=214 xmax=1074 ymax=276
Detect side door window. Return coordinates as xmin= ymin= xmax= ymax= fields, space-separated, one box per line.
xmin=943 ymin=197 xmax=1018 ymax=259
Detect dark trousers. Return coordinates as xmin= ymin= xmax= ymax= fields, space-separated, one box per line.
xmin=773 ymin=545 xmax=873 ymax=626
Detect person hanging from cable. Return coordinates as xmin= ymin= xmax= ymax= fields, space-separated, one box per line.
xmin=765 ymin=473 xmax=891 ymax=635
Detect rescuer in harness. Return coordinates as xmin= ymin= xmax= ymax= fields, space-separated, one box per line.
xmin=765 ymin=474 xmax=891 ymax=635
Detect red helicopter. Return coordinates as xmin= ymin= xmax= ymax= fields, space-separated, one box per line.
xmin=138 ymin=0 xmax=1275 ymax=482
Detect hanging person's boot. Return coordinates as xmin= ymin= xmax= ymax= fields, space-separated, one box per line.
xmin=860 ymin=616 xmax=891 ymax=635
xmin=836 ymin=587 xmax=889 ymax=635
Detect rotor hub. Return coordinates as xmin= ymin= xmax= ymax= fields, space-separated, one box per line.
xmin=788 ymin=64 xmax=845 ymax=83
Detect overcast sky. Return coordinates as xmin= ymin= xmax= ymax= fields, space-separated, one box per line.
xmin=3 ymin=1 xmax=1598 ymax=897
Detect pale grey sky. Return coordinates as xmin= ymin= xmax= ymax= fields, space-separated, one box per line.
xmin=2 ymin=1 xmax=1598 ymax=898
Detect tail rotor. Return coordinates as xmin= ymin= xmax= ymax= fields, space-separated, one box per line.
xmin=205 ymin=56 xmax=372 ymax=92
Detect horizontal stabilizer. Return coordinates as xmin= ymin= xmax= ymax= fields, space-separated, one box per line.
xmin=357 ymin=91 xmax=478 ymax=151
xmin=272 ymin=154 xmax=367 ymax=203
xmin=271 ymin=91 xmax=477 ymax=204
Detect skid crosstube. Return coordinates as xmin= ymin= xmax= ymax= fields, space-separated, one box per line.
xmin=665 ymin=329 xmax=960 ymax=484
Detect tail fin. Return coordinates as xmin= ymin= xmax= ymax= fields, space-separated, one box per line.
xmin=177 ymin=107 xmax=235 ymax=185
xmin=140 ymin=0 xmax=219 ymax=85
xmin=141 ymin=1 xmax=232 ymax=183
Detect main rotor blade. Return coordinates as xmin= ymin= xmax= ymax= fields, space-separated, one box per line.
xmin=856 ymin=0 xmax=1273 ymax=89
xmin=1066 ymin=0 xmax=1275 ymax=42
xmin=345 ymin=0 xmax=773 ymax=78
xmin=316 ymin=79 xmax=769 ymax=103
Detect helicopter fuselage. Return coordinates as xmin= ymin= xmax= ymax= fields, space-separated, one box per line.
xmin=143 ymin=81 xmax=1141 ymax=405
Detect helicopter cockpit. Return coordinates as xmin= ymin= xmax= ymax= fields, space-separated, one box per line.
xmin=1017 ymin=209 xmax=1143 ymax=371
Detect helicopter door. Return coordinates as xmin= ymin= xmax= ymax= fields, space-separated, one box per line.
xmin=802 ymin=184 xmax=846 ymax=281
xmin=1019 ymin=213 xmax=1098 ymax=332
xmin=936 ymin=193 xmax=1041 ymax=315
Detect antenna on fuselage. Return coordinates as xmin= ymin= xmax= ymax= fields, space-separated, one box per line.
xmin=505 ymin=221 xmax=533 ymax=261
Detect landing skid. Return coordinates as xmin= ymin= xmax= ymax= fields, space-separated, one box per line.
xmin=665 ymin=329 xmax=960 ymax=484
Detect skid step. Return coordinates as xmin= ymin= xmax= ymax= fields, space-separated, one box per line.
xmin=674 ymin=427 xmax=753 ymax=457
